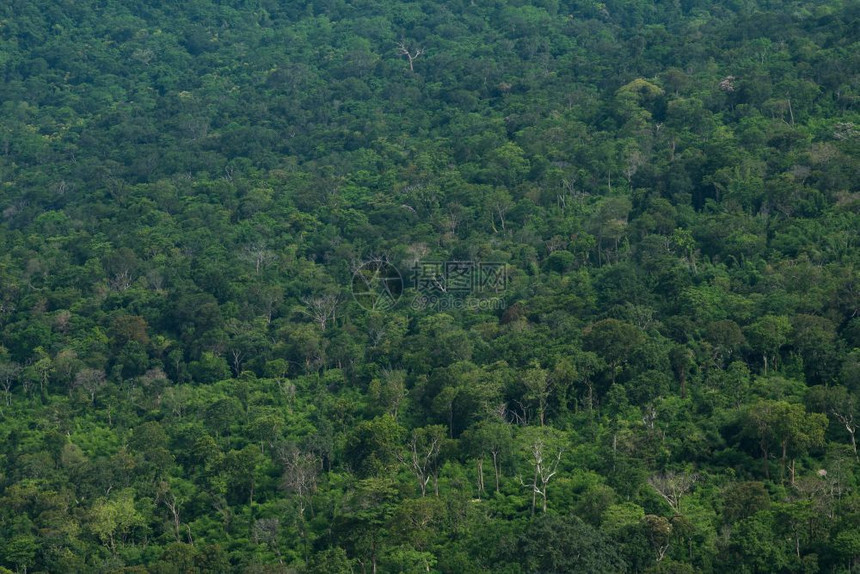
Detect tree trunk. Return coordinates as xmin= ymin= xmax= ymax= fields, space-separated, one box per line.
xmin=586 ymin=380 xmax=594 ymax=411
xmin=850 ymin=428 xmax=857 ymax=459
xmin=781 ymin=441 xmax=788 ymax=483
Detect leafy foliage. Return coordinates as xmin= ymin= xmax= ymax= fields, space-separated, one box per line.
xmin=0 ymin=0 xmax=858 ymax=571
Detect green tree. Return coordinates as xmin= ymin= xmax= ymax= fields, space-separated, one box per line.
xmin=345 ymin=415 xmax=406 ymax=478
xmin=519 ymin=513 xmax=626 ymax=573
xmin=89 ymin=489 xmax=145 ymax=553
xmin=583 ymin=319 xmax=645 ymax=385
xmin=745 ymin=315 xmax=791 ymax=375
xmin=743 ymin=401 xmax=827 ymax=483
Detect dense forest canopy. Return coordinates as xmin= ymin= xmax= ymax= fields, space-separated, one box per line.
xmin=0 ymin=0 xmax=858 ymax=571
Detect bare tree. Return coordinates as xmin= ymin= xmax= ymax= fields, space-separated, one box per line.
xmin=486 ymin=189 xmax=514 ymax=233
xmin=156 ymin=482 xmax=184 ymax=542
xmin=814 ymin=384 xmax=860 ymax=461
xmin=109 ymin=269 xmax=133 ymax=291
xmin=243 ymin=243 xmax=276 ymax=274
xmin=229 ymin=348 xmax=244 ymax=377
xmin=276 ymin=378 xmax=296 ymax=412
xmin=558 ymin=176 xmax=587 ymax=212
xmin=441 ymin=203 xmax=467 ymax=237
xmin=648 ymin=471 xmax=698 ymax=514
xmin=75 ymin=368 xmax=107 ymax=403
xmin=404 ymin=243 xmax=430 ymax=268
xmin=624 ymin=149 xmax=645 ymax=183
xmin=163 ymin=386 xmax=193 ymax=420
xmin=402 ymin=426 xmax=446 ymax=497
xmin=491 ymin=402 xmax=509 ymax=423
xmin=519 ymin=431 xmax=565 ymax=514
xmin=0 ymin=362 xmax=21 ymax=405
xmin=252 ymin=518 xmax=283 ymax=563
xmin=476 ymin=454 xmax=485 ymax=499
xmin=300 ymin=294 xmax=340 ymax=331
xmin=831 ymin=408 xmax=858 ymax=459
xmin=397 ymin=40 xmax=424 ymax=72
xmin=544 ymin=235 xmax=568 ymax=254
xmin=279 ymin=446 xmax=321 ymax=519
xmin=138 ymin=367 xmax=170 ymax=407
xmin=508 ymin=399 xmax=530 ymax=426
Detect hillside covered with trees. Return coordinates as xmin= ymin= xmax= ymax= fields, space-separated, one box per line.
xmin=0 ymin=0 xmax=858 ymax=571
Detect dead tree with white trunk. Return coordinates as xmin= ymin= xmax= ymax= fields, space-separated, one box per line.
xmin=397 ymin=40 xmax=424 ymax=72
xmin=300 ymin=294 xmax=340 ymax=331
xmin=518 ymin=429 xmax=565 ymax=515
xmin=401 ymin=425 xmax=446 ymax=497
xmin=648 ymin=471 xmax=698 ymax=514
xmin=279 ymin=445 xmax=321 ymax=519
